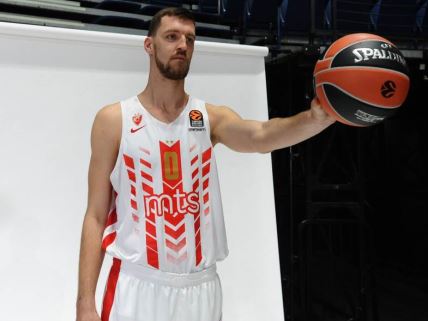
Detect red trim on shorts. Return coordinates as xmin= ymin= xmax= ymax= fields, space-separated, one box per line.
xmin=101 ymin=258 xmax=121 ymax=321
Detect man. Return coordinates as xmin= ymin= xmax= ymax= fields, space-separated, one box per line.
xmin=76 ymin=7 xmax=335 ymax=321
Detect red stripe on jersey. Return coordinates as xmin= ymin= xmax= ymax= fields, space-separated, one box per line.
xmin=193 ymin=180 xmax=199 ymax=191
xmin=192 ymin=168 xmax=198 ymax=179
xmin=127 ymin=170 xmax=136 ymax=183
xmin=140 ymin=171 xmax=153 ymax=182
xmin=132 ymin=213 xmax=139 ymax=223
xmin=194 ymin=216 xmax=200 ymax=232
xmin=101 ymin=232 xmax=117 ymax=251
xmin=147 ymin=248 xmax=159 ymax=269
xmin=105 ymin=208 xmax=117 ymax=228
xmin=160 ymin=141 xmax=187 ymax=264
xmin=165 ymin=224 xmax=185 ymax=239
xmin=196 ymin=244 xmax=202 ymax=265
xmin=204 ymin=207 xmax=210 ymax=215
xmin=195 ymin=231 xmax=201 ymax=247
xmin=191 ymin=155 xmax=198 ymax=166
xmin=142 ymin=183 xmax=153 ymax=195
xmin=146 ymin=220 xmax=157 ymax=237
xmin=202 ymin=147 xmax=212 ymax=164
xmin=140 ymin=158 xmax=152 ymax=169
xmin=123 ymin=154 xmax=135 ymax=169
xmin=202 ymin=163 xmax=210 ymax=177
xmin=130 ymin=185 xmax=136 ymax=197
xmin=165 ymin=213 xmax=185 ymax=226
xmin=146 ymin=234 xmax=158 ymax=252
xmin=130 ymin=199 xmax=137 ymax=210
xmin=203 ymin=193 xmax=209 ymax=204
xmin=101 ymin=258 xmax=121 ymax=321
xmin=166 ymin=238 xmax=187 ymax=252
xmin=202 ymin=178 xmax=209 ymax=190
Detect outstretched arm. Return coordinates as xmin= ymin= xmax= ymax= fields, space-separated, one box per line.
xmin=208 ymin=98 xmax=335 ymax=153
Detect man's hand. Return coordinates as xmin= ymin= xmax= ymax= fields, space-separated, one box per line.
xmin=309 ymin=97 xmax=336 ymax=126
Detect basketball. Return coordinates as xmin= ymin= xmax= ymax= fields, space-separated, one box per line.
xmin=313 ymin=33 xmax=410 ymax=127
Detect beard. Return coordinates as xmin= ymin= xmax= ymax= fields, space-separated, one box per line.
xmin=154 ymin=50 xmax=190 ymax=80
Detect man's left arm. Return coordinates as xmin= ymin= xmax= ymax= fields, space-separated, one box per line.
xmin=208 ymin=98 xmax=336 ymax=153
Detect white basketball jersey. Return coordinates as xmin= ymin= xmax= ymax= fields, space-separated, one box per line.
xmin=102 ymin=95 xmax=229 ymax=273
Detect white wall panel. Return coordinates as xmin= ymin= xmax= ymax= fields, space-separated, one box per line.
xmin=0 ymin=22 xmax=283 ymax=321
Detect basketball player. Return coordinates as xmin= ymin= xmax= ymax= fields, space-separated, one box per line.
xmin=76 ymin=7 xmax=335 ymax=321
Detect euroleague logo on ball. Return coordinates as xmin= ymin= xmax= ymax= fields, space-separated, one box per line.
xmin=381 ymin=80 xmax=396 ymax=98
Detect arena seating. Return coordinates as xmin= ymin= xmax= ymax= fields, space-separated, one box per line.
xmin=0 ymin=0 xmax=425 ymax=46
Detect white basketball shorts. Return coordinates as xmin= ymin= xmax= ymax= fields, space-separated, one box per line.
xmin=101 ymin=258 xmax=223 ymax=321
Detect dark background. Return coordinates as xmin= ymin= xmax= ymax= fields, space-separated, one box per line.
xmin=267 ymin=52 xmax=428 ymax=321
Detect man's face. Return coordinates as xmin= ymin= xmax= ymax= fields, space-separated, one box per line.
xmin=152 ymin=16 xmax=196 ymax=80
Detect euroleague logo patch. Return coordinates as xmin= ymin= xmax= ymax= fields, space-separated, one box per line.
xmin=381 ymin=80 xmax=396 ymax=98
xmin=189 ymin=110 xmax=205 ymax=131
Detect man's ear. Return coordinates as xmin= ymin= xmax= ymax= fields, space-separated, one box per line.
xmin=144 ymin=36 xmax=154 ymax=55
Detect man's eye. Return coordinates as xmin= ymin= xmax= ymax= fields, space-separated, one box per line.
xmin=166 ymin=34 xmax=176 ymax=40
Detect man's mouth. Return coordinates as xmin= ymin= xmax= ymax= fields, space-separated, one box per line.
xmin=172 ymin=56 xmax=186 ymax=60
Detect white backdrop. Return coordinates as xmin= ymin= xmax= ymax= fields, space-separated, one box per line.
xmin=0 ymin=22 xmax=283 ymax=321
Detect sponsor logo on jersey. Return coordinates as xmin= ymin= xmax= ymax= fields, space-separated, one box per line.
xmin=189 ymin=110 xmax=206 ymax=131
xmin=144 ymin=189 xmax=200 ymax=218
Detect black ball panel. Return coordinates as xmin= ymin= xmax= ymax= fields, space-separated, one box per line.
xmin=331 ymin=40 xmax=409 ymax=75
xmin=324 ymin=84 xmax=398 ymax=126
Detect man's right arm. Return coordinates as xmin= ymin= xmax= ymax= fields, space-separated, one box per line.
xmin=76 ymin=103 xmax=121 ymax=321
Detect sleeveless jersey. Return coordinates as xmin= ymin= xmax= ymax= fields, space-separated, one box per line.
xmin=101 ymin=95 xmax=229 ymax=273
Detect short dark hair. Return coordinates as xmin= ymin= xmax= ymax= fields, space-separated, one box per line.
xmin=148 ymin=7 xmax=196 ymax=37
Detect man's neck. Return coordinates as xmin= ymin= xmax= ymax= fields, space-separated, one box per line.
xmin=139 ymin=75 xmax=187 ymax=114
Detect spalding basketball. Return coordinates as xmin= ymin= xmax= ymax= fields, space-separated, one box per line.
xmin=313 ymin=33 xmax=410 ymax=126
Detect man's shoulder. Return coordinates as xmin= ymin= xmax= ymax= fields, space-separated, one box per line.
xmin=98 ymin=101 xmax=121 ymax=116
xmin=205 ymin=102 xmax=232 ymax=114
xmin=205 ymin=103 xmax=236 ymax=119
xmin=95 ymin=101 xmax=121 ymax=124
xmin=91 ymin=101 xmax=122 ymax=140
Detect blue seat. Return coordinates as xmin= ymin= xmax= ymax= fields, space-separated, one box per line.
xmin=377 ymin=0 xmax=420 ymax=36
xmin=95 ymin=0 xmax=141 ymax=13
xmin=333 ymin=0 xmax=379 ymax=32
xmin=415 ymin=0 xmax=427 ymax=32
xmin=279 ymin=0 xmax=310 ymax=33
xmin=245 ymin=0 xmax=281 ymax=29
xmin=143 ymin=0 xmax=184 ymax=7
xmin=220 ymin=0 xmax=245 ymax=19
xmin=92 ymin=15 xmax=149 ymax=29
xmin=199 ymin=0 xmax=219 ymax=14
xmin=139 ymin=4 xmax=164 ymax=16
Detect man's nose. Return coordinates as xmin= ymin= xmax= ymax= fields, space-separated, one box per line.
xmin=177 ymin=34 xmax=188 ymax=51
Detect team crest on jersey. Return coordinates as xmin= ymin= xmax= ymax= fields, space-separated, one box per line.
xmin=189 ymin=110 xmax=206 ymax=131
xmin=132 ymin=112 xmax=143 ymax=125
